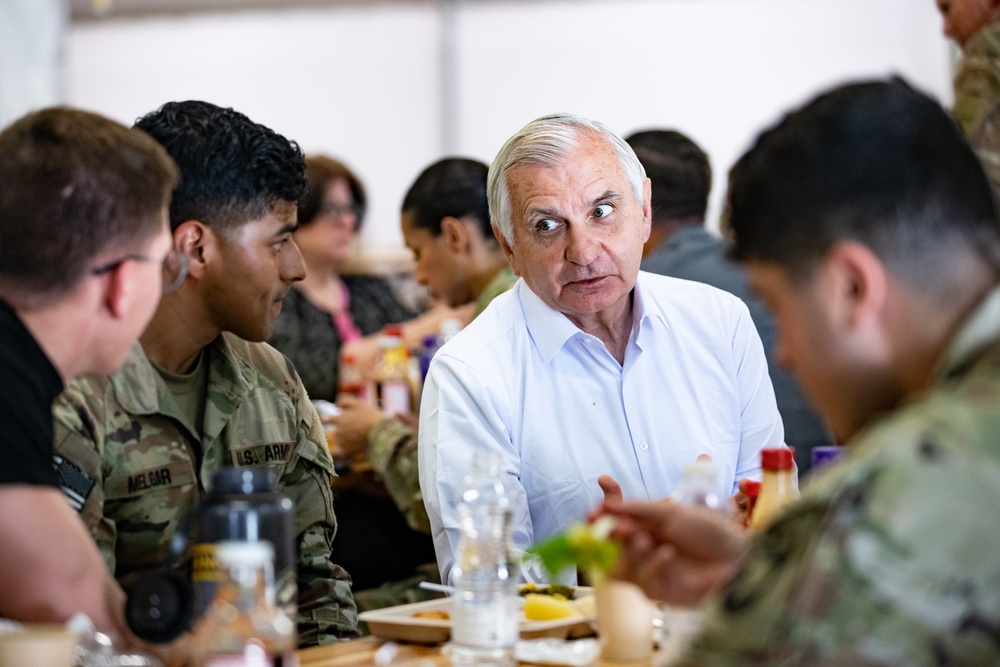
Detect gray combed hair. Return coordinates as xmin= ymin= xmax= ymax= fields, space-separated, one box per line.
xmin=487 ymin=113 xmax=646 ymax=245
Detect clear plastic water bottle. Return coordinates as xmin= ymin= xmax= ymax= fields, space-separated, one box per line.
xmin=670 ymin=458 xmax=722 ymax=509
xmin=449 ymin=451 xmax=520 ymax=667
xmin=661 ymin=457 xmax=723 ymax=654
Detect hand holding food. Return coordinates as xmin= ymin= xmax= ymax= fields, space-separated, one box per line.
xmin=526 ymin=515 xmax=620 ymax=580
xmin=331 ymin=394 xmax=384 ymax=458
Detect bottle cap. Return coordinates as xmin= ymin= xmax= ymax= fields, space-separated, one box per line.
xmin=742 ymin=480 xmax=761 ymax=498
xmin=125 ymin=569 xmax=193 ymax=643
xmin=683 ymin=457 xmax=716 ymax=477
xmin=810 ymin=446 xmax=842 ymax=469
xmin=379 ymin=326 xmax=402 ymax=348
xmin=761 ymin=447 xmax=795 ymax=470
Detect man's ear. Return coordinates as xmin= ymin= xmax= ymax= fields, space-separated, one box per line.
xmin=825 ymin=241 xmax=888 ymax=330
xmin=103 ymin=261 xmax=131 ymax=320
xmin=441 ymin=216 xmax=471 ymax=254
xmin=640 ymin=177 xmax=653 ymax=243
xmin=493 ymin=223 xmax=521 ymax=277
xmin=174 ymin=220 xmax=208 ymax=279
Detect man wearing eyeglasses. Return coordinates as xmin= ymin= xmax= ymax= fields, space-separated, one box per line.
xmin=52 ymin=101 xmax=360 ymax=647
xmin=0 ymin=108 xmax=178 ymax=651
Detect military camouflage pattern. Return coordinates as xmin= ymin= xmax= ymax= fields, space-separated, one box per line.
xmin=364 ymin=269 xmax=519 ymax=538
xmin=367 ymin=418 xmax=428 ymax=535
xmin=342 ymin=273 xmax=518 ymax=614
xmin=52 ymin=334 xmax=360 ymax=646
xmin=954 ymin=12 xmax=1000 ymax=137
xmin=957 ymin=12 xmax=1000 ymax=206
xmin=675 ymin=288 xmax=1000 ymax=666
xmin=972 ymin=97 xmax=1000 ymax=208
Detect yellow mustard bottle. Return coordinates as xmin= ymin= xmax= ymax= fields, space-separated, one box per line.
xmin=749 ymin=447 xmax=798 ymax=531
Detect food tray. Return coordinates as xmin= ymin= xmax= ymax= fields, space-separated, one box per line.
xmin=358 ymin=594 xmax=595 ymax=644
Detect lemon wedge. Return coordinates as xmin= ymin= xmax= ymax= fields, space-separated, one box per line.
xmin=523 ymin=593 xmax=581 ymax=621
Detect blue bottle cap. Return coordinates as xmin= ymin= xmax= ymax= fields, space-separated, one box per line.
xmin=810 ymin=446 xmax=842 ymax=469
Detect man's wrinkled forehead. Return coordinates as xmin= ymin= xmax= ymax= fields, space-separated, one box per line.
xmin=510 ymin=134 xmax=620 ymax=183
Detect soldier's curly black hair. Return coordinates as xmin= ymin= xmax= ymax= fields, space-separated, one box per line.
xmin=134 ymin=100 xmax=307 ymax=233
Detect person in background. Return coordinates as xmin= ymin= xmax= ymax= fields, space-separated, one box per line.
xmin=605 ymin=78 xmax=1000 ymax=664
xmin=0 ymin=107 xmax=185 ymax=662
xmin=399 ymin=157 xmax=517 ymax=318
xmin=937 ymin=0 xmax=1000 ymax=203
xmin=936 ymin=0 xmax=1000 ymax=135
xmin=419 ymin=113 xmax=787 ymax=586
xmin=269 ymin=155 xmax=469 ymax=403
xmin=330 ymin=157 xmax=517 ymax=612
xmin=629 ymin=129 xmax=834 ymax=472
xmin=52 ymin=101 xmax=360 ymax=647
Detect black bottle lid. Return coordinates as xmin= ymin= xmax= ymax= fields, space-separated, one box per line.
xmin=125 ymin=570 xmax=194 ymax=643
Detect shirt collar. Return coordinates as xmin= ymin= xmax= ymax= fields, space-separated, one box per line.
xmin=519 ymin=281 xmax=581 ymax=363
xmin=519 ymin=272 xmax=668 ymax=363
xmin=934 ymin=285 xmax=1000 ymax=381
xmin=112 ymin=334 xmax=253 ymax=416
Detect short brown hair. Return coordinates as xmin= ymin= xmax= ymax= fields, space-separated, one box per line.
xmin=298 ymin=155 xmax=367 ymax=229
xmin=0 ymin=107 xmax=178 ymax=303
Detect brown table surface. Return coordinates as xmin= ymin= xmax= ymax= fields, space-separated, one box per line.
xmin=296 ymin=636 xmax=446 ymax=667
xmin=296 ymin=635 xmax=665 ymax=667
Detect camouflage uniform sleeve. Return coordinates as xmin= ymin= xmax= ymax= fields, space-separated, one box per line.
xmin=366 ymin=418 xmax=429 ymax=534
xmin=954 ymin=21 xmax=1000 ymax=136
xmin=674 ymin=410 xmax=1000 ymax=666
xmin=51 ymin=381 xmax=118 ymax=575
xmin=282 ymin=390 xmax=360 ymax=646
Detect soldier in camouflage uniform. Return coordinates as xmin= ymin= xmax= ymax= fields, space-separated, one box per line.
xmin=52 ymin=100 xmax=359 ymax=647
xmin=937 ymin=0 xmax=1000 ymax=136
xmin=937 ymin=1 xmax=1000 ymax=203
xmin=330 ymin=158 xmax=517 ymax=614
xmin=605 ymin=80 xmax=1000 ymax=664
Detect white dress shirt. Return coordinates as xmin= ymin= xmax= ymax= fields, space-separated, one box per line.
xmin=418 ymin=272 xmax=785 ymax=584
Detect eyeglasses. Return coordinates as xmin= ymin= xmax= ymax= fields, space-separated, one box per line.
xmin=319 ymin=202 xmax=364 ymax=222
xmin=90 ymin=247 xmax=189 ymax=296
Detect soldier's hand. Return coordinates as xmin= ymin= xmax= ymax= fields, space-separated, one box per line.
xmin=604 ymin=500 xmax=750 ymax=607
xmin=332 ymin=395 xmax=385 ymax=459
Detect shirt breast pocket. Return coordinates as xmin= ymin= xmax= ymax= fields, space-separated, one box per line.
xmin=225 ymin=397 xmax=300 ymax=477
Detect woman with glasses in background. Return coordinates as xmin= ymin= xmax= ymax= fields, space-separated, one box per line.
xmin=270 ymin=155 xmax=461 ymax=403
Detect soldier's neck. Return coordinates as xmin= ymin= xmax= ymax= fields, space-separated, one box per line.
xmin=141 ymin=295 xmax=220 ymax=373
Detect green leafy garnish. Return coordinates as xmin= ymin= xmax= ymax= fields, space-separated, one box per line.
xmin=526 ymin=516 xmax=620 ymax=579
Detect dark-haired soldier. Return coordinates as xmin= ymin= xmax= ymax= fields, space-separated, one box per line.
xmin=605 ymin=79 xmax=1000 ymax=664
xmin=52 ymin=101 xmax=360 ymax=647
xmin=329 ymin=158 xmax=516 ymax=610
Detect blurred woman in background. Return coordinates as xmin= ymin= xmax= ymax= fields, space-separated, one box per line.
xmin=270 ymin=155 xmax=463 ymax=402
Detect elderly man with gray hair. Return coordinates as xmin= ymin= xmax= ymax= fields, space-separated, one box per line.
xmin=417 ymin=113 xmax=786 ymax=585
